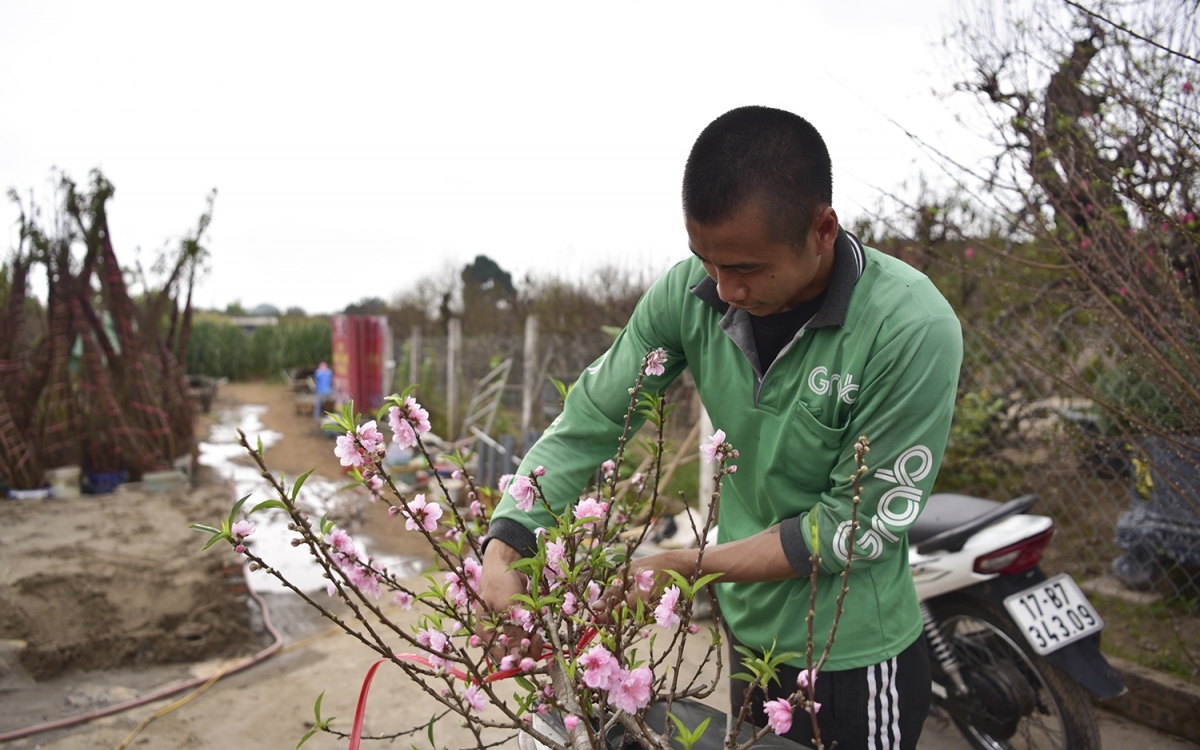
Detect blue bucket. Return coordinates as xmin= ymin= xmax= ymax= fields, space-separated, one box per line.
xmin=85 ymin=470 xmax=129 ymax=495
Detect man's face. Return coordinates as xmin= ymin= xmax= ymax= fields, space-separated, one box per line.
xmin=686 ymin=203 xmax=838 ymax=316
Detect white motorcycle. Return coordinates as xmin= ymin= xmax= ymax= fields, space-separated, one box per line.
xmin=525 ymin=493 xmax=1124 ymax=750
xmin=911 ymin=492 xmax=1124 ymax=750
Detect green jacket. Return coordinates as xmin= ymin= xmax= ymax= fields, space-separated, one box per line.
xmin=490 ymin=229 xmax=962 ymax=670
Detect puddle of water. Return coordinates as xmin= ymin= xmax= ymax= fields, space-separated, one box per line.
xmin=198 ymin=404 xmax=423 ymax=594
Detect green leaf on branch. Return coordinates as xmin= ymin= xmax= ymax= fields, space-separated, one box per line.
xmin=188 ymin=523 xmax=227 ymax=550
xmin=731 ymin=641 xmax=803 ymax=688
xmin=513 ymin=675 xmax=536 ymax=692
xmin=252 ymin=499 xmax=288 ymax=513
xmin=668 ymin=713 xmax=711 ymax=750
xmin=506 ymin=557 xmax=543 ymax=575
xmin=292 ymin=469 xmax=315 ymax=502
xmin=550 ymin=376 xmax=571 ymax=403
xmin=296 ymin=690 xmax=333 ymax=748
xmin=426 ymin=713 xmax=436 ymax=749
xmin=224 ymin=494 xmax=252 ymax=535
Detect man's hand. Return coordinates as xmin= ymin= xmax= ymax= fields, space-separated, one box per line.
xmin=475 ymin=539 xmax=542 ymax=662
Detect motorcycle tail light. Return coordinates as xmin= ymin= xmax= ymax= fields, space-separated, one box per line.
xmin=973 ymin=527 xmax=1055 ymax=575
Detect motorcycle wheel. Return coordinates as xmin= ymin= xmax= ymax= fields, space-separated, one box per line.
xmin=928 ymin=595 xmax=1100 ymax=750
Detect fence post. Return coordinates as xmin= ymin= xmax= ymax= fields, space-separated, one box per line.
xmin=521 ymin=314 xmax=539 ymax=439
xmin=447 ymin=318 xmax=462 ymax=439
xmin=408 ymin=325 xmax=422 ymax=387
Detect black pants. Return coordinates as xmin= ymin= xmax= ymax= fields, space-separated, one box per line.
xmin=728 ymin=634 xmax=930 ymax=750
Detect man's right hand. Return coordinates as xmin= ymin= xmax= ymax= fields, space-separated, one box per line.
xmin=475 ymin=539 xmax=542 ymax=662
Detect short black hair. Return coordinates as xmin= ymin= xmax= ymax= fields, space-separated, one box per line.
xmin=682 ymin=106 xmax=833 ymax=246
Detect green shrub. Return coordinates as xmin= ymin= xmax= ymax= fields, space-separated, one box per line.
xmin=186 ymin=319 xmax=331 ymax=380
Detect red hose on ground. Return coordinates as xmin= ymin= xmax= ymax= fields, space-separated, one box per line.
xmin=0 ymin=565 xmax=284 ymax=744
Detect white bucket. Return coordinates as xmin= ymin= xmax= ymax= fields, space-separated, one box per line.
xmin=143 ymin=469 xmax=190 ymax=493
xmin=46 ymin=465 xmax=81 ymax=498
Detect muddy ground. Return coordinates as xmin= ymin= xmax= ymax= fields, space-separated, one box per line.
xmin=0 ymin=382 xmax=1194 ymax=750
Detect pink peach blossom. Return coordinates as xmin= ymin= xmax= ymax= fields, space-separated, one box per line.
xmin=654 ymin=585 xmax=681 ymax=629
xmin=335 ymin=433 xmax=366 ymax=468
xmin=403 ymin=396 xmax=432 ymax=433
xmin=608 ymin=665 xmax=653 ymax=713
xmin=700 ymin=429 xmax=726 ymax=464
xmin=796 ymin=668 xmax=816 ymax=691
xmin=643 ymin=348 xmax=668 ymax=377
xmin=509 ymin=476 xmax=537 ymax=512
xmin=764 ymin=698 xmax=792 ymax=734
xmin=573 ymin=497 xmax=608 ymax=527
xmin=635 ymin=569 xmax=655 ymax=592
xmin=464 ymin=685 xmax=488 ymax=712
xmin=579 ymin=645 xmax=618 ymax=690
xmin=402 ymin=494 xmax=443 ymax=533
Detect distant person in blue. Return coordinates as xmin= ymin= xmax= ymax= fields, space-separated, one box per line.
xmin=313 ymin=362 xmax=333 ymax=419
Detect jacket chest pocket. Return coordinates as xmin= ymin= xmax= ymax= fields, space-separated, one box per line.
xmin=778 ymin=400 xmax=849 ymax=493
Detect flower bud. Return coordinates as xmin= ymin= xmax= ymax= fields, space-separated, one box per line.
xmin=469 ymin=635 xmax=481 ymax=648
xmin=521 ymin=638 xmax=531 ymax=649
xmin=499 ymin=634 xmax=509 ymax=645
xmin=249 ymin=562 xmax=261 ymax=571
xmin=388 ymin=506 xmax=401 ymax=517
xmin=235 ymin=545 xmax=245 ymax=554
xmin=688 ymin=625 xmax=699 ymax=634
xmin=291 ymin=538 xmax=304 ymax=546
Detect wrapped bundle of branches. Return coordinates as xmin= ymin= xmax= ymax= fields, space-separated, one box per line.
xmin=0 ymin=171 xmax=212 ymax=488
xmin=0 ymin=243 xmax=42 ymax=489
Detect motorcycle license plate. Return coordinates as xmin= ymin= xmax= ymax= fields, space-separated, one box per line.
xmin=1003 ymin=574 xmax=1104 ymax=655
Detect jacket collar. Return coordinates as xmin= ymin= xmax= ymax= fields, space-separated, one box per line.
xmin=689 ymin=227 xmax=866 ymax=328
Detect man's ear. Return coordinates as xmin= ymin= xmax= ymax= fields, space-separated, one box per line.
xmin=813 ymin=206 xmax=839 ymax=255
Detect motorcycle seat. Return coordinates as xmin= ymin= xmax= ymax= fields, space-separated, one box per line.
xmin=910 ymin=493 xmax=1039 ymax=553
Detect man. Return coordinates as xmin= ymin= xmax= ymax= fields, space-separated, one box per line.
xmin=313 ymin=361 xmax=333 ymax=420
xmin=480 ymin=106 xmax=962 ymax=750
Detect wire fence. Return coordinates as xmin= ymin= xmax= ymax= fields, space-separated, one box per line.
xmin=948 ymin=329 xmax=1200 ymax=681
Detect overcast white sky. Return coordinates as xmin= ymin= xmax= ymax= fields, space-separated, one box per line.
xmin=1 ymin=1 xmax=992 ymax=315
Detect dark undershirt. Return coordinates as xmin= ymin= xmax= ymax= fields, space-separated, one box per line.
xmin=749 ymin=289 xmax=828 ymax=370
